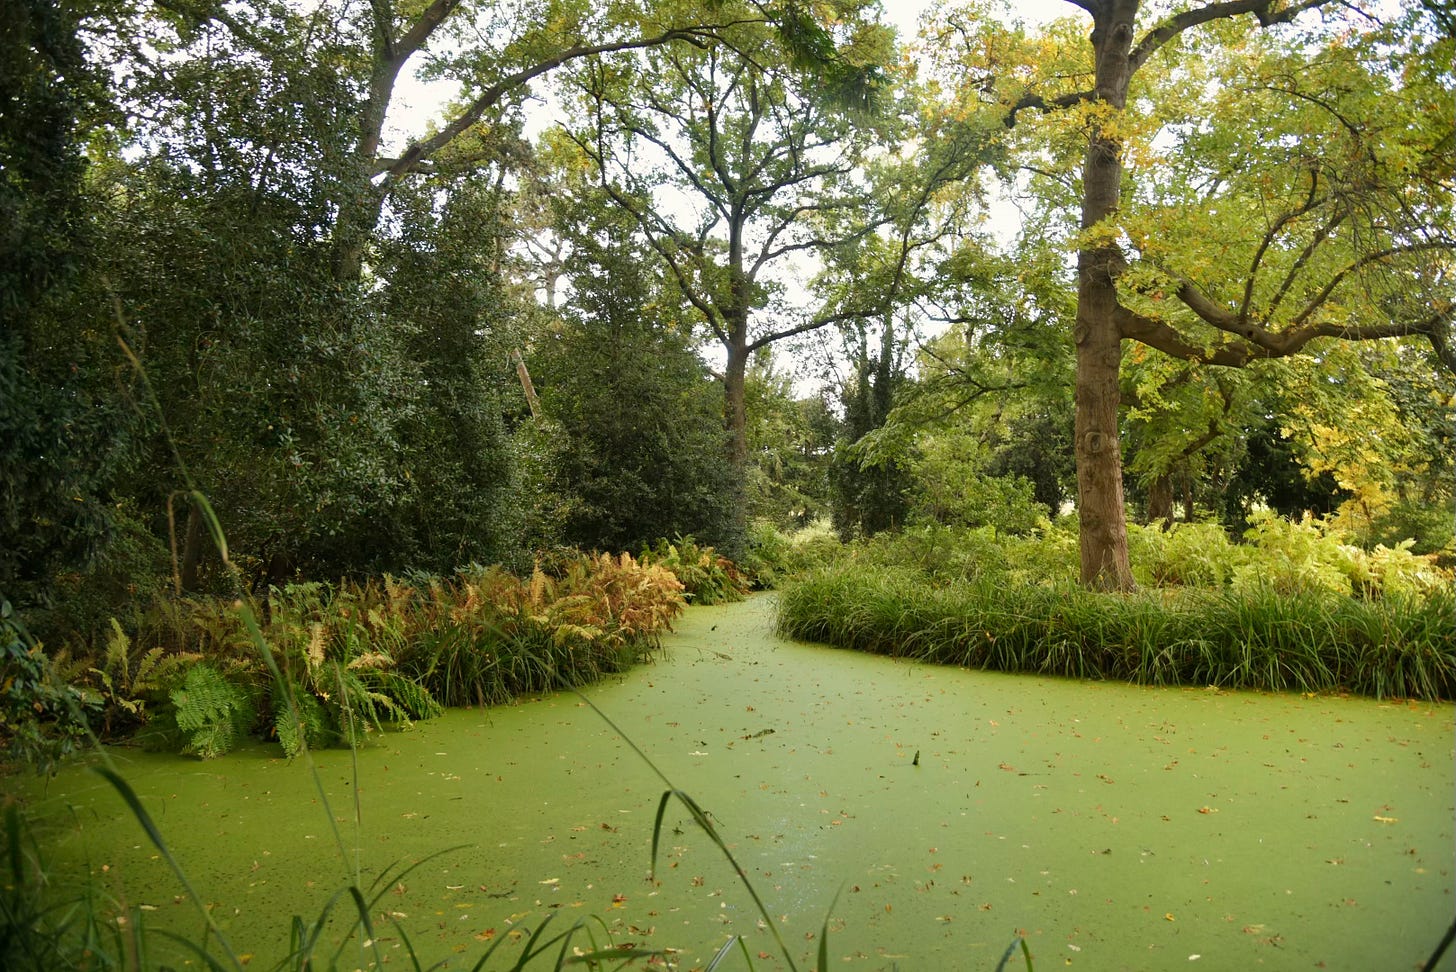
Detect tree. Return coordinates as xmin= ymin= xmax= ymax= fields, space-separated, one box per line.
xmin=0 ymin=0 xmax=143 ymax=606
xmin=944 ymin=0 xmax=1455 ymax=589
xmin=562 ymin=7 xmax=895 ymax=547
xmin=742 ymin=357 xmax=837 ymax=528
xmin=828 ymin=314 xmax=913 ymax=538
xmin=526 ymin=170 xmax=736 ymax=552
xmin=144 ymin=0 xmax=862 ymax=286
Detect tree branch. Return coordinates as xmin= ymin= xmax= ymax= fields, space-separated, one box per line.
xmin=151 ymin=0 xmax=270 ymax=52
xmin=1239 ymin=171 xmax=1325 ymax=324
xmin=1129 ymin=0 xmax=1337 ymax=73
xmin=1003 ymin=89 xmax=1096 ymax=129
xmin=396 ymin=0 xmax=462 ymax=61
xmin=381 ymin=27 xmax=717 ymax=184
xmin=1291 ymin=240 xmax=1455 ymax=326
xmin=1119 ymin=289 xmax=1455 ymax=368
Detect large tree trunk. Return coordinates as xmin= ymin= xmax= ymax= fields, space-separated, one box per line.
xmin=1073 ymin=0 xmax=1139 ymax=591
xmin=721 ymin=332 xmax=750 ymax=555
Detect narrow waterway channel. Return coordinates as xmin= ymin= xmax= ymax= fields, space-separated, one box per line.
xmin=15 ymin=595 xmax=1455 ymax=970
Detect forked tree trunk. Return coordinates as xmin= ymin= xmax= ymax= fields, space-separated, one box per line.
xmin=1073 ymin=0 xmax=1139 ymax=591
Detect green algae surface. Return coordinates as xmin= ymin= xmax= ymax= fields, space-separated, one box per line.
xmin=11 ymin=595 xmax=1454 ymax=970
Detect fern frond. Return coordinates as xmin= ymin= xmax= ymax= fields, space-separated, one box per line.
xmin=105 ymin=618 xmax=133 ymax=678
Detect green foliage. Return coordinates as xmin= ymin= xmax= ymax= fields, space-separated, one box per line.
xmin=169 ymin=663 xmax=254 ymax=759
xmin=273 ymin=688 xmax=330 ymax=760
xmin=1 ymin=803 xmax=132 ymax=972
xmin=0 ymin=601 xmax=97 ymax=776
xmin=264 ymin=581 xmax=444 ymax=752
xmin=1360 ymin=498 xmax=1456 ymax=565
xmin=1128 ymin=522 xmax=1244 ymax=588
xmin=392 ymin=554 xmax=687 ymax=709
xmin=909 ymin=434 xmax=1051 ymax=535
xmin=777 ymin=566 xmax=1456 ymax=701
xmin=526 ymin=185 xmax=735 ymax=555
xmin=738 ymin=519 xmax=794 ymax=589
xmin=744 ymin=357 xmax=836 ymax=528
xmin=776 ymin=505 xmax=1456 ymax=701
xmin=830 ymin=323 xmax=912 ymax=541
xmin=1231 ymin=512 xmax=1364 ymax=598
xmin=639 ymin=536 xmax=751 ymax=605
xmin=374 ymin=173 xmax=527 ymax=574
xmin=0 ymin=0 xmax=143 ymax=612
xmin=87 ymin=618 xmax=196 ymax=736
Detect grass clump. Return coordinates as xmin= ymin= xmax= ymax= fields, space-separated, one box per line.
xmin=777 ymin=565 xmax=1455 ymax=700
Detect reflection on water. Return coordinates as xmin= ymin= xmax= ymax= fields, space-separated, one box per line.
xmin=15 ymin=595 xmax=1454 ymax=970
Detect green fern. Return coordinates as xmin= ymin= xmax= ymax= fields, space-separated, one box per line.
xmin=170 ymin=663 xmax=253 ymax=758
xmin=274 ymin=688 xmax=330 ymax=758
xmin=359 ymin=669 xmax=442 ymax=722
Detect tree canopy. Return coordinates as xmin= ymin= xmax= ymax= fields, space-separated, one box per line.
xmin=2 ymin=0 xmax=1451 ymax=615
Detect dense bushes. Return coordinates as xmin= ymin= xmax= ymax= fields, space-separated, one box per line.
xmin=3 ymin=552 xmax=687 ymax=766
xmin=775 ymin=512 xmax=1456 ymax=701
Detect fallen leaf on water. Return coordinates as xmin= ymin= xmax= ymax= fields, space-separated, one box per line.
xmin=474 ymin=929 xmax=496 ymax=942
xmin=1197 ymin=806 xmax=1218 ymax=814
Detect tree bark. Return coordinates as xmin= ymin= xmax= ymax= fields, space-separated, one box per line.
xmin=179 ymin=499 xmax=206 ymax=592
xmin=722 ymin=330 xmax=751 ymax=553
xmin=1146 ymin=473 xmax=1174 ymax=527
xmin=1073 ymin=0 xmax=1139 ymax=590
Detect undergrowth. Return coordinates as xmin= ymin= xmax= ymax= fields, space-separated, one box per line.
xmin=21 ymin=551 xmax=687 ymax=761
xmin=777 ymin=566 xmax=1456 ymax=700
xmin=639 ymin=536 xmax=750 ymax=604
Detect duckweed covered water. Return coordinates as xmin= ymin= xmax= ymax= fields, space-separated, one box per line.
xmin=13 ymin=595 xmax=1454 ymax=970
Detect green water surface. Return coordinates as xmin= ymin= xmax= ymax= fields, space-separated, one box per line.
xmin=11 ymin=595 xmax=1454 ymax=970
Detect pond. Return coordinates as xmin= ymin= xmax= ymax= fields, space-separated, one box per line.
xmin=14 ymin=595 xmax=1454 ymax=970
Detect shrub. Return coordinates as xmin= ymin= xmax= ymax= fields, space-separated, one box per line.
xmin=739 ymin=519 xmax=793 ymax=588
xmin=639 ymin=536 xmax=749 ymax=604
xmin=0 ymin=601 xmax=98 ymax=775
xmin=909 ymin=437 xmax=1050 ymax=536
xmin=168 ymin=662 xmax=255 ymax=759
xmin=396 ymin=553 xmax=686 ymax=708
xmin=1129 ymin=521 xmax=1245 ymax=588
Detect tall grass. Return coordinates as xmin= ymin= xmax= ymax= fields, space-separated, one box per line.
xmin=777 ymin=566 xmax=1456 ymax=700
